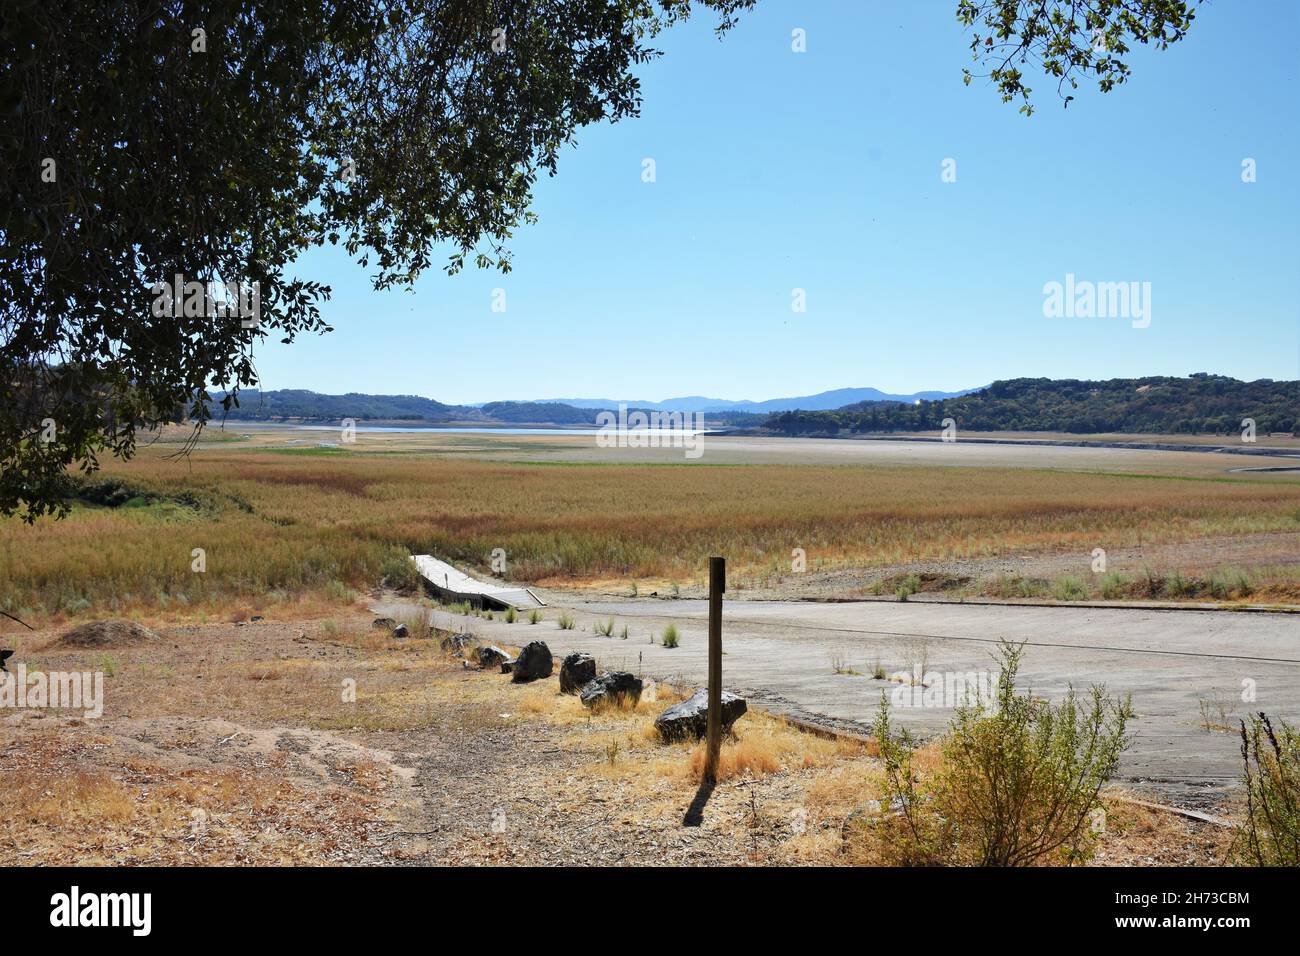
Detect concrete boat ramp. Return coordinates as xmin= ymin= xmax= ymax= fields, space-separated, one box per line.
xmin=409 ymin=555 xmax=545 ymax=611
xmin=370 ymin=590 xmax=1300 ymax=803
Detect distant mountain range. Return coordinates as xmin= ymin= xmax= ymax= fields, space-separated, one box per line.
xmin=206 ymin=376 xmax=1295 ymax=437
xmin=521 ymin=386 xmax=977 ymax=413
xmin=210 ymin=385 xmax=973 ymax=425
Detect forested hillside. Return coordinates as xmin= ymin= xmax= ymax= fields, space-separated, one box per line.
xmin=764 ymin=375 xmax=1298 ymax=437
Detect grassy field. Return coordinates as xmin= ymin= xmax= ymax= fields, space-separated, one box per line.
xmin=2 ymin=428 xmax=1299 ymax=624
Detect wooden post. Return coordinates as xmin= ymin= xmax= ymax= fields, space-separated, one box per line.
xmin=704 ymin=555 xmax=725 ymax=784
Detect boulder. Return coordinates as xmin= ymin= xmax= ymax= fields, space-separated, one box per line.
xmin=580 ymin=671 xmax=643 ymax=708
xmin=511 ymin=641 xmax=553 ymax=683
xmin=440 ymin=632 xmax=474 ymax=657
xmin=559 ymin=653 xmax=597 ymax=694
xmin=654 ymin=689 xmax=747 ymax=742
xmin=392 ymin=623 xmax=409 ymax=639
xmin=500 ymin=658 xmax=516 ymax=674
xmin=478 ymin=645 xmax=510 ymax=669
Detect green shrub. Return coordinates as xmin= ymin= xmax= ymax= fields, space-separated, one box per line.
xmin=325 ymin=579 xmax=357 ymax=602
xmin=662 ymin=624 xmax=680 ymax=648
xmin=596 ymin=618 xmax=615 ymax=637
xmin=871 ymin=641 xmax=1133 ymax=866
xmin=1098 ymin=571 xmax=1129 ymax=600
xmin=1233 ymin=713 xmax=1300 ymax=866
xmin=558 ymin=612 xmax=575 ymax=630
xmin=377 ymin=549 xmax=419 ymax=591
xmin=991 ymin=574 xmax=1016 ymax=599
xmin=1016 ymin=578 xmax=1047 ymax=599
xmin=1051 ymin=576 xmax=1088 ymax=601
xmin=1227 ymin=567 xmax=1255 ymax=597
xmin=528 ymin=609 xmax=541 ymax=625
xmin=504 ymin=606 xmax=517 ymax=624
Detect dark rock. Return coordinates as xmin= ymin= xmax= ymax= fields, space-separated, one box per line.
xmin=250 ymin=615 xmax=264 ymax=622
xmin=372 ymin=617 xmax=396 ymax=631
xmin=440 ymin=632 xmax=474 ymax=657
xmin=511 ymin=641 xmax=553 ymax=683
xmin=392 ymin=623 xmax=409 ymax=639
xmin=580 ymin=671 xmax=643 ymax=708
xmin=500 ymin=658 xmax=516 ymax=674
xmin=559 ymin=653 xmax=597 ymax=694
xmin=654 ymin=689 xmax=747 ymax=742
xmin=478 ymin=645 xmax=510 ymax=669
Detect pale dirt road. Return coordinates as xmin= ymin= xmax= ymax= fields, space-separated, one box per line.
xmin=376 ymin=595 xmax=1300 ymax=806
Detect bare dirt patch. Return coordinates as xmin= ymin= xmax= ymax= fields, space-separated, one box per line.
xmin=55 ymin=619 xmax=162 ymax=648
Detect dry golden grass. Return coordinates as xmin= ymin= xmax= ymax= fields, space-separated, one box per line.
xmin=685 ymin=720 xmax=867 ymax=783
xmin=3 ymin=442 xmax=1299 ymax=622
xmin=14 ymin=769 xmax=137 ymax=826
xmin=0 ymin=730 xmax=383 ymax=865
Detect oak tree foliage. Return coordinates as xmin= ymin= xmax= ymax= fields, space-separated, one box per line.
xmin=1 ymin=1 xmax=1198 ymax=518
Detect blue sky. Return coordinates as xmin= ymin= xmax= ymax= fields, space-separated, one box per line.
xmin=254 ymin=0 xmax=1300 ymax=404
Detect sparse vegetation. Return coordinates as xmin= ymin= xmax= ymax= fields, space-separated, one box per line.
xmin=895 ymin=573 xmax=922 ymax=602
xmin=830 ymin=653 xmax=860 ymax=676
xmin=661 ymin=624 xmax=680 ymax=649
xmin=557 ymin=612 xmax=576 ymax=631
xmin=869 ymin=641 xmax=1133 ymax=866
xmin=1051 ymin=576 xmax=1087 ymax=601
xmin=1198 ymin=692 xmax=1236 ymax=733
xmin=1098 ymin=571 xmax=1129 ymax=600
xmin=1233 ymin=713 xmax=1300 ymax=867
xmin=595 ymin=618 xmax=615 ymax=637
xmin=528 ymin=609 xmax=541 ymax=624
